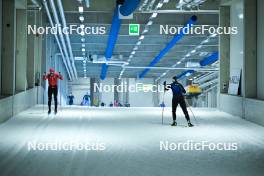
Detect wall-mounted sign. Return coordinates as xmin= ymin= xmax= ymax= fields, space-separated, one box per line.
xmin=228 ymin=69 xmax=241 ymax=95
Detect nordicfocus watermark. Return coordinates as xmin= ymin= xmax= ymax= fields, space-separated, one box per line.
xmin=94 ymin=83 xmax=165 ymax=93
xmin=160 ymin=24 xmax=238 ymax=35
xmin=160 ymin=140 xmax=238 ymax=151
xmin=27 ymin=24 xmax=106 ymax=35
xmin=27 ymin=141 xmax=106 ymax=151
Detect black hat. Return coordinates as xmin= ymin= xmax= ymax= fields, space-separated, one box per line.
xmin=172 ymin=76 xmax=178 ymax=82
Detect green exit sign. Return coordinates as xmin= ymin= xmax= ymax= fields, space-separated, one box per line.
xmin=129 ymin=24 xmax=140 ymax=36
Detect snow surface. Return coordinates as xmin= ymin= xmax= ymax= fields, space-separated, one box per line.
xmin=0 ymin=106 xmax=264 ymax=176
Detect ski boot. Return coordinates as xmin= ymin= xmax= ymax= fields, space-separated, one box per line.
xmin=187 ymin=121 xmax=194 ymax=127
xmin=48 ymin=109 xmax=51 ymax=115
xmin=54 ymin=109 xmax=57 ymax=115
xmin=171 ymin=121 xmax=177 ymax=126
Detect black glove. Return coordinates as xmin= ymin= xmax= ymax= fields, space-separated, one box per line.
xmin=163 ymin=81 xmax=167 ymax=86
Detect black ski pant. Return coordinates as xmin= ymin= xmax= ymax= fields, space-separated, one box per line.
xmin=172 ymin=95 xmax=190 ymax=121
xmin=48 ymin=86 xmax=58 ymax=111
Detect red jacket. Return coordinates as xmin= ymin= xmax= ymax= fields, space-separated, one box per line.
xmin=43 ymin=72 xmax=63 ymax=87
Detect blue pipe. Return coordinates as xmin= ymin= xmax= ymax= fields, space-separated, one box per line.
xmin=176 ymin=70 xmax=195 ymax=79
xmin=120 ymin=0 xmax=141 ymax=16
xmin=175 ymin=52 xmax=219 ymax=80
xmin=100 ymin=0 xmax=141 ymax=80
xmin=138 ymin=15 xmax=197 ymax=79
xmin=199 ymin=52 xmax=219 ymax=66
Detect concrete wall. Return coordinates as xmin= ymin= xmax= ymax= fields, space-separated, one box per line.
xmin=219 ymin=94 xmax=243 ymax=117
xmin=218 ymin=0 xmax=264 ymax=126
xmin=257 ymin=0 xmax=264 ymax=99
xmin=0 ymin=87 xmax=39 ymax=123
xmin=0 ymin=0 xmax=2 ymax=94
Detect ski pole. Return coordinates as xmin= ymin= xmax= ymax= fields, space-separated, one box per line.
xmin=43 ymin=72 xmax=46 ymax=114
xmin=161 ymin=81 xmax=167 ymax=125
xmin=59 ymin=72 xmax=62 ymax=113
xmin=161 ymin=91 xmax=165 ymax=125
xmin=185 ymin=99 xmax=198 ymax=125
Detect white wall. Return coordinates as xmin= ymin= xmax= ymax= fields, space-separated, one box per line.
xmin=0 ymin=87 xmax=38 ymax=123
xmin=129 ymin=78 xmax=155 ymax=107
xmin=101 ymin=78 xmax=114 ymax=105
xmin=71 ymin=79 xmax=90 ymax=105
xmin=229 ymin=0 xmax=244 ymax=94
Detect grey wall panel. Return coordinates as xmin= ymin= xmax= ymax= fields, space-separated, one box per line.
xmin=257 ymin=0 xmax=264 ymax=99
xmin=219 ymin=94 xmax=243 ymax=117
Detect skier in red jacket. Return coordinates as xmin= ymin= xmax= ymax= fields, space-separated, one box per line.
xmin=43 ymin=68 xmax=63 ymax=114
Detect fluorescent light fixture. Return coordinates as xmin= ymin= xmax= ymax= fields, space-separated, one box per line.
xmin=157 ymin=2 xmax=163 ymax=8
xmin=79 ymin=15 xmax=84 ymax=22
xmin=177 ymin=61 xmax=181 ymax=64
xmin=151 ymin=13 xmax=158 ymax=18
xmin=131 ymin=51 xmax=136 ymax=55
xmin=147 ymin=21 xmax=153 ymax=26
xmin=129 ymin=55 xmax=133 ymax=59
xmin=186 ymin=53 xmax=191 ymax=57
xmin=202 ymin=39 xmax=209 ymax=44
xmin=139 ymin=35 xmax=145 ymax=40
xmin=79 ymin=6 xmax=84 ymax=13
xmin=143 ymin=29 xmax=149 ymax=33
xmin=210 ymin=33 xmax=217 ymax=37
xmin=238 ymin=13 xmax=243 ymax=19
xmin=80 ymin=24 xmax=85 ymax=28
xmin=191 ymin=50 xmax=196 ymax=53
xmin=81 ymin=38 xmax=85 ymax=42
xmin=80 ymin=31 xmax=85 ymax=36
xmin=136 ymin=41 xmax=142 ymax=45
xmin=82 ymin=48 xmax=85 ymax=52
xmin=134 ymin=46 xmax=138 ymax=50
xmin=196 ymin=45 xmax=202 ymax=49
xmin=186 ymin=73 xmax=191 ymax=77
xmin=82 ymin=44 xmax=85 ymax=47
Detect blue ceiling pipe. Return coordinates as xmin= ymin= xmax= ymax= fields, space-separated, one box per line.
xmin=175 ymin=52 xmax=219 ymax=80
xmin=200 ymin=52 xmax=219 ymax=66
xmin=138 ymin=15 xmax=198 ymax=79
xmin=100 ymin=0 xmax=141 ymax=80
xmin=176 ymin=70 xmax=195 ymax=79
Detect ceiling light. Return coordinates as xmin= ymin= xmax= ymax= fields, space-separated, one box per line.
xmin=177 ymin=61 xmax=181 ymax=64
xmin=147 ymin=21 xmax=153 ymax=26
xmin=139 ymin=35 xmax=145 ymax=40
xmin=79 ymin=15 xmax=84 ymax=22
xmin=134 ymin=46 xmax=138 ymax=50
xmin=196 ymin=45 xmax=202 ymax=49
xmin=136 ymin=41 xmax=142 ymax=45
xmin=186 ymin=53 xmax=191 ymax=57
xmin=191 ymin=50 xmax=196 ymax=53
xmin=143 ymin=29 xmax=149 ymax=33
xmin=210 ymin=33 xmax=217 ymax=37
xmin=151 ymin=13 xmax=158 ymax=18
xmin=82 ymin=48 xmax=85 ymax=52
xmin=82 ymin=44 xmax=85 ymax=47
xmin=129 ymin=55 xmax=133 ymax=59
xmin=80 ymin=24 xmax=85 ymax=28
xmin=131 ymin=51 xmax=136 ymax=55
xmin=238 ymin=13 xmax=243 ymax=19
xmin=80 ymin=31 xmax=85 ymax=36
xmin=81 ymin=38 xmax=85 ymax=42
xmin=157 ymin=2 xmax=163 ymax=8
xmin=202 ymin=39 xmax=209 ymax=44
xmin=78 ymin=6 xmax=84 ymax=13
